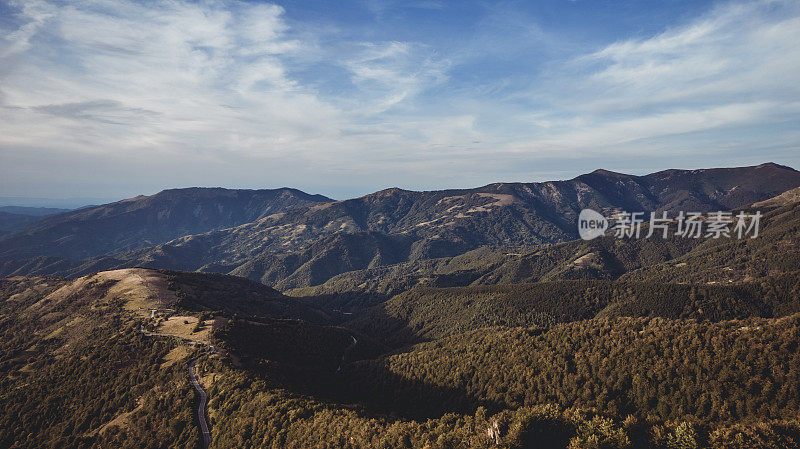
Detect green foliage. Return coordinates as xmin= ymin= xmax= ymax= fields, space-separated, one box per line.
xmin=707 ymin=420 xmax=800 ymax=448
xmin=568 ymin=416 xmax=632 ymax=449
xmin=166 ymin=270 xmax=329 ymax=323
xmin=349 ymin=279 xmax=795 ymax=347
xmin=344 ymin=314 xmax=800 ymax=425
xmin=0 ymin=280 xmax=198 ymax=448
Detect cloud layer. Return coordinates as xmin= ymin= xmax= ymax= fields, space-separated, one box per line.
xmin=1 ymin=0 xmax=799 ymax=199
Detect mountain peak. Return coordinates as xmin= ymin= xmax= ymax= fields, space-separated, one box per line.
xmin=370 ymin=187 xmax=411 ymax=197
xmin=587 ymin=168 xmax=632 ymax=178
xmin=147 ymin=187 xmax=332 ymax=202
xmin=0 ymin=186 xmax=333 ymax=262
xmin=755 ymin=162 xmax=797 ymax=172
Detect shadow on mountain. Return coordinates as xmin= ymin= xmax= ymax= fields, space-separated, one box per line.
xmin=216 ymin=313 xmax=502 ymax=421
xmin=251 ymin=354 xmax=506 ymax=422
xmin=337 ymin=360 xmax=506 ymax=421
xmin=297 ymin=290 xmax=392 ymax=317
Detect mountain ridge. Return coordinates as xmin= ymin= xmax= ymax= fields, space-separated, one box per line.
xmin=1 ymin=163 xmax=799 ymax=288
xmin=84 ymin=163 xmax=800 ymax=286
xmin=0 ymin=187 xmax=333 ymax=264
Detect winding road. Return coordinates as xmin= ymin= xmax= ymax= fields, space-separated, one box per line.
xmin=189 ymin=358 xmax=211 ymax=448
xmin=143 ymin=325 xmax=355 ymax=447
xmin=140 ymin=327 xmax=214 ymax=448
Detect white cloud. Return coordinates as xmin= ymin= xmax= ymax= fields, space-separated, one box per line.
xmin=509 ymin=0 xmax=800 ymax=153
xmin=0 ymin=0 xmax=798 ymax=199
xmin=0 ymin=0 xmax=462 ymax=187
xmin=341 ymin=41 xmax=449 ymax=114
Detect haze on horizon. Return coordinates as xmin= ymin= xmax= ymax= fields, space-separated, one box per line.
xmin=1 ymin=0 xmax=799 ymax=203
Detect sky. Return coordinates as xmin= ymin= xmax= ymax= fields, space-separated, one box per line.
xmin=1 ymin=0 xmax=799 ymax=203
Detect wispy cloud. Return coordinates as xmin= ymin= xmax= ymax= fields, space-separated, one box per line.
xmin=0 ymin=0 xmax=798 ymax=199
xmin=508 ymin=0 xmax=800 ymax=154
xmin=342 ymin=41 xmax=449 ymax=113
xmin=1 ymin=1 xmax=335 ymax=160
xmin=0 ymin=0 xmax=453 ymax=156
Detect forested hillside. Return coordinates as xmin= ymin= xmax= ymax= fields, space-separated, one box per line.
xmin=3 ymin=261 xmax=800 ymax=448
xmin=0 ymin=274 xmax=197 ymax=448
xmin=347 ymin=278 xmax=800 ymax=347
xmin=0 ymin=269 xmax=332 ymax=448
xmin=341 ymin=314 xmax=800 ymax=435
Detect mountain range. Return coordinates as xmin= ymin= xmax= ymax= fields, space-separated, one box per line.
xmin=0 ymin=206 xmax=71 ymax=234
xmin=1 ymin=163 xmax=798 ymax=289
xmin=0 ymin=187 xmax=330 ymax=275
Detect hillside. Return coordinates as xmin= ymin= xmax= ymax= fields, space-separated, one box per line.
xmin=35 ymin=163 xmax=800 ymax=288
xmin=0 ymin=206 xmax=71 ymax=235
xmin=4 ymin=165 xmax=800 ymax=448
xmin=0 ymin=211 xmax=40 ymax=233
xmin=0 ymin=270 xmax=192 ymax=449
xmin=3 ymin=266 xmax=800 ymax=447
xmin=0 ymin=206 xmax=72 ymax=216
xmin=0 ymin=267 xmax=340 ymax=448
xmin=342 ymin=314 xmax=800 ymax=427
xmin=346 ymin=279 xmax=800 ymax=347
xmin=290 ymin=182 xmax=800 ymax=308
xmin=620 ymin=189 xmax=800 ymax=284
xmin=0 ymin=187 xmax=332 ymax=271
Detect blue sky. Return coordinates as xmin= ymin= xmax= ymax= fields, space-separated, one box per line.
xmin=1 ymin=0 xmax=799 ymax=202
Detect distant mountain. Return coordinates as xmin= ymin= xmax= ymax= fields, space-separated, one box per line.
xmin=0 ymin=211 xmax=40 ymax=234
xmin=0 ymin=196 xmax=118 ymax=209
xmin=0 ymin=207 xmax=73 ymax=235
xmin=1 ymin=163 xmax=798 ymax=284
xmin=0 ymin=206 xmax=72 ymax=216
xmin=0 ymin=187 xmax=332 ymax=266
xmin=586 ymin=162 xmax=800 ymax=212
xmin=59 ymin=162 xmax=800 ymax=286
xmin=294 ymin=183 xmax=800 ymax=309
